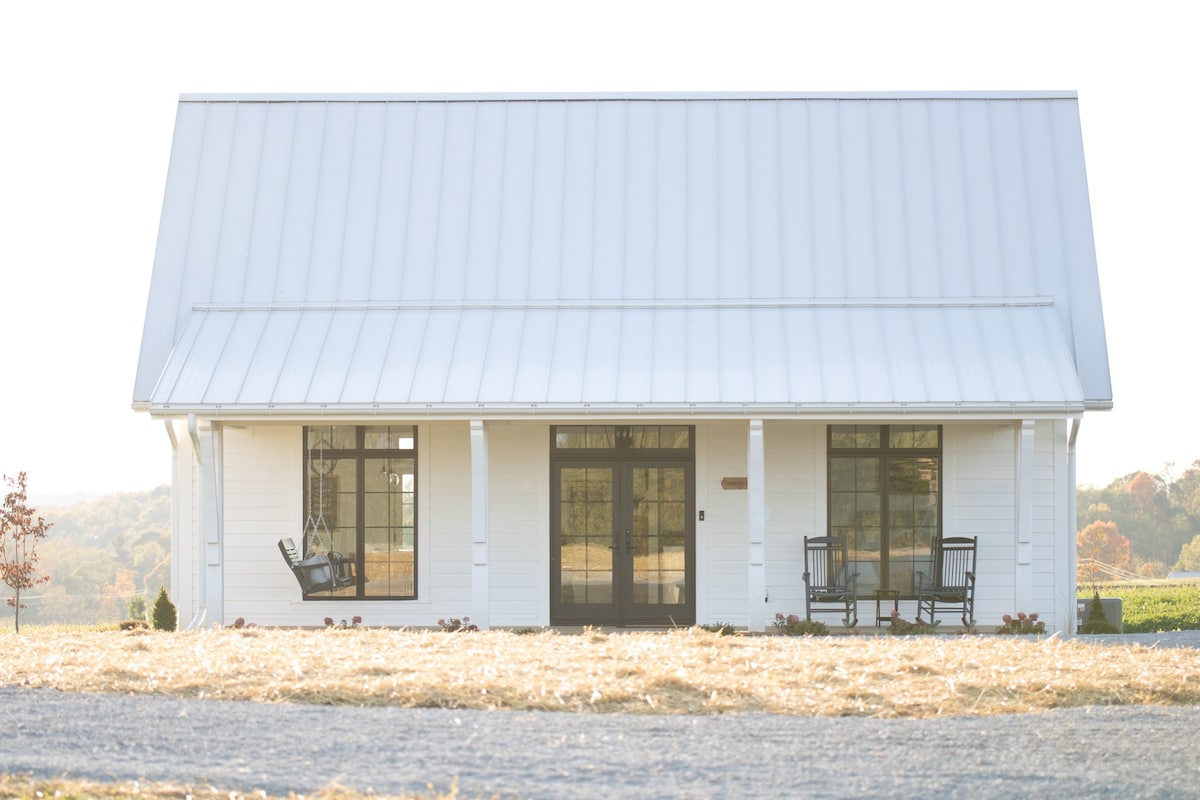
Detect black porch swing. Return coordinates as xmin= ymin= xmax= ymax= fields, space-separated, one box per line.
xmin=278 ymin=434 xmax=356 ymax=595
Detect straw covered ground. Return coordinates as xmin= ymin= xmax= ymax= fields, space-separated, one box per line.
xmin=4 ymin=626 xmax=1199 ymax=718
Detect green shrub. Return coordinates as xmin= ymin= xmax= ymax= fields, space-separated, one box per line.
xmin=127 ymin=595 xmax=147 ymax=622
xmin=772 ymin=613 xmax=829 ymax=636
xmin=150 ymin=586 xmax=177 ymax=632
xmin=1084 ymin=582 xmax=1200 ymax=632
xmin=697 ymin=621 xmax=737 ymax=636
xmin=1079 ymin=591 xmax=1119 ymax=634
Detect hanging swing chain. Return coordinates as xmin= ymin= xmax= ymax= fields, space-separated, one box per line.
xmin=302 ymin=433 xmax=333 ymax=554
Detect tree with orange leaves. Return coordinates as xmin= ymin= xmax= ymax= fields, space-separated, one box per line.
xmin=1076 ymin=519 xmax=1131 ymax=586
xmin=0 ymin=472 xmax=52 ymax=632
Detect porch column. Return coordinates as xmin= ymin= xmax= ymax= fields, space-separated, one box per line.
xmin=470 ymin=420 xmax=490 ymax=630
xmin=747 ymin=420 xmax=766 ymax=632
xmin=187 ymin=415 xmax=224 ymax=629
xmin=163 ymin=420 xmax=193 ymax=624
xmin=1014 ymin=419 xmax=1035 ymax=613
xmin=1064 ymin=419 xmax=1081 ymax=637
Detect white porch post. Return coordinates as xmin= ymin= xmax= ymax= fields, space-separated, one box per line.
xmin=1064 ymin=419 xmax=1082 ymax=637
xmin=163 ymin=421 xmax=193 ymax=624
xmin=187 ymin=415 xmax=223 ymax=629
xmin=748 ymin=420 xmax=766 ymax=632
xmin=470 ymin=420 xmax=490 ymax=630
xmin=1014 ymin=419 xmax=1035 ymax=613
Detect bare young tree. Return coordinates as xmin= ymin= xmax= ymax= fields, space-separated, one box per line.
xmin=1 ymin=472 xmax=52 ymax=632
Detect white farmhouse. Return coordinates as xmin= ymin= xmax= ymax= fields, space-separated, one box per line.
xmin=134 ymin=92 xmax=1111 ymax=633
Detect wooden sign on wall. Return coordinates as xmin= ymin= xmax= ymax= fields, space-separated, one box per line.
xmin=721 ymin=477 xmax=748 ymax=490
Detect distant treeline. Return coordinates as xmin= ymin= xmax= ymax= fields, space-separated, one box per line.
xmin=18 ymin=486 xmax=170 ymax=625
xmin=1078 ymin=463 xmax=1200 ymax=576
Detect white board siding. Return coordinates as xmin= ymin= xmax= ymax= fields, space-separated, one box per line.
xmin=697 ymin=422 xmax=751 ymax=624
xmin=210 ymin=422 xmax=475 ymax=627
xmin=942 ymin=421 xmax=1069 ymax=630
xmin=219 ymin=426 xmax=301 ymax=626
xmin=423 ymin=423 xmax=472 ymax=613
xmin=486 ymin=422 xmax=549 ymax=626
xmin=179 ymin=416 xmax=1073 ymax=630
xmin=763 ymin=422 xmax=821 ymax=621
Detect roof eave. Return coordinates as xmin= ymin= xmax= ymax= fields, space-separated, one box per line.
xmin=144 ymin=401 xmax=1089 ymax=422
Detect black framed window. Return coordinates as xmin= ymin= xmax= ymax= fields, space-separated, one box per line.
xmin=553 ymin=425 xmax=693 ymax=452
xmin=828 ymin=424 xmax=941 ymax=596
xmin=303 ymin=425 xmax=416 ymax=600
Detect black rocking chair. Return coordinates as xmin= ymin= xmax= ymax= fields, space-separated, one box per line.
xmin=803 ymin=535 xmax=859 ymax=628
xmin=915 ymin=536 xmax=977 ymax=628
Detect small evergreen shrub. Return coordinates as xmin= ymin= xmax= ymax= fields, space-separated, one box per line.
xmin=697 ymin=621 xmax=737 ymax=636
xmin=996 ymin=612 xmax=1046 ymax=635
xmin=127 ymin=595 xmax=147 ymax=622
xmin=1080 ymin=591 xmax=1119 ymax=634
xmin=772 ymin=613 xmax=829 ymax=636
xmin=150 ymin=586 xmax=177 ymax=631
xmin=1082 ymin=583 xmax=1200 ymax=632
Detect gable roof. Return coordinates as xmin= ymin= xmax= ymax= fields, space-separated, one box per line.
xmin=134 ymin=92 xmax=1111 ymax=417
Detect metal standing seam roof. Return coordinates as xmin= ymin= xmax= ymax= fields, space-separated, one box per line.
xmin=135 ymin=92 xmax=1111 ymax=417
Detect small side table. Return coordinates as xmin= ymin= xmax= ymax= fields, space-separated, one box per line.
xmin=874 ymin=589 xmax=900 ymax=627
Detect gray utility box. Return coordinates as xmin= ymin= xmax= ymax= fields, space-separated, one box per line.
xmin=1076 ymin=597 xmax=1123 ymax=632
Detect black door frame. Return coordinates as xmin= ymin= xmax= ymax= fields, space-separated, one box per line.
xmin=550 ymin=427 xmax=696 ymax=626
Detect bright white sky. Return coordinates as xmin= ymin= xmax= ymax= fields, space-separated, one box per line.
xmin=1 ymin=1 xmax=1196 ymax=501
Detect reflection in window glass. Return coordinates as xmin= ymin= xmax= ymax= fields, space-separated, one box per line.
xmin=365 ymin=425 xmax=416 ymax=450
xmin=828 ymin=425 xmax=940 ymax=596
xmin=302 ymin=426 xmax=416 ymax=600
xmin=553 ymin=425 xmax=692 ymax=450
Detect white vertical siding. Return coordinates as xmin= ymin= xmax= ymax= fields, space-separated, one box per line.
xmin=763 ymin=422 xmax=821 ymax=620
xmin=945 ymin=423 xmax=1018 ymax=622
xmin=487 ymin=423 xmax=550 ymax=626
xmin=942 ymin=421 xmax=1069 ymax=630
xmin=696 ymin=422 xmax=750 ymax=624
xmin=214 ymin=422 xmax=475 ymax=627
xmin=423 ymin=424 xmax=473 ymax=610
xmin=202 ymin=417 xmax=1070 ymax=630
xmin=220 ymin=426 xmax=303 ymax=625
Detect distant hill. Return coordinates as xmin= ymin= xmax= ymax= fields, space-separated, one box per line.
xmin=9 ymin=486 xmax=171 ymax=626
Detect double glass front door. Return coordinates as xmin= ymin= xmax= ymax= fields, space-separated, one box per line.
xmin=552 ymin=459 xmax=694 ymax=625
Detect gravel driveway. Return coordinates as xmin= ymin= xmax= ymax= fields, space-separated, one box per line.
xmin=5 ymin=633 xmax=1200 ymax=799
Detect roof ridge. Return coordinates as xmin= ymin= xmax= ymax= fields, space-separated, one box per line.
xmin=180 ymin=90 xmax=1078 ymax=103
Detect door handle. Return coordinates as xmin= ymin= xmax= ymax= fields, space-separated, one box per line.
xmin=625 ymin=528 xmax=632 ymax=550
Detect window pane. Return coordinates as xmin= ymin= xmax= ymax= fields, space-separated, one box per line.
xmin=889 ymin=424 xmax=939 ymax=449
xmin=856 ymin=459 xmax=880 ymax=492
xmin=302 ymin=426 xmax=416 ymax=600
xmin=555 ymin=426 xmax=586 ymax=449
xmin=586 ymin=426 xmax=616 ymax=448
xmin=856 ymin=426 xmax=881 ymax=448
xmin=830 ymin=425 xmax=857 ymax=448
xmin=828 ymin=429 xmax=940 ymax=598
xmin=659 ymin=426 xmax=691 ymax=448
xmin=307 ymin=425 xmax=357 ymax=450
xmin=365 ymin=425 xmax=415 ymax=450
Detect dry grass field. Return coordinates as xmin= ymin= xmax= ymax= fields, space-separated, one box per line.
xmin=4 ymin=626 xmax=1199 ymax=799
xmin=4 ymin=626 xmax=1199 ymax=718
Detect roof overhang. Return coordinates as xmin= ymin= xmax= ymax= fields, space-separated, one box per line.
xmin=141 ymin=298 xmax=1092 ymax=419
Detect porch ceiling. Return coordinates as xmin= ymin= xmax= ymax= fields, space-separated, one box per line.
xmin=145 ymin=299 xmax=1087 ymax=415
